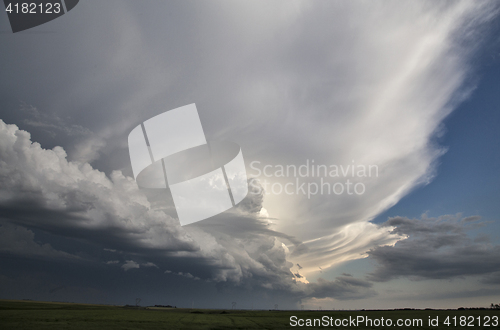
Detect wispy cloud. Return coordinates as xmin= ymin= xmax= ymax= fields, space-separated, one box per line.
xmin=121 ymin=260 xmax=140 ymax=271
xmin=20 ymin=102 xmax=92 ymax=138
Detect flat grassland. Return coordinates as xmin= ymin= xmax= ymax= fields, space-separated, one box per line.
xmin=0 ymin=299 xmax=498 ymax=329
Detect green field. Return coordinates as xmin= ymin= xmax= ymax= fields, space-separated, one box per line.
xmin=0 ymin=299 xmax=498 ymax=329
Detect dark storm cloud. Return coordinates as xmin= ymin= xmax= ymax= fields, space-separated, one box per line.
xmin=0 ymin=120 xmax=378 ymax=306
xmin=0 ymin=222 xmax=77 ymax=260
xmin=413 ymin=287 xmax=500 ymax=301
xmin=0 ymin=120 xmax=371 ymax=303
xmin=480 ymin=272 xmax=500 ymax=285
xmin=1 ymin=0 xmax=498 ymax=277
xmin=302 ymin=276 xmax=376 ymax=301
xmin=1 ymin=0 xmax=500 ymax=308
xmin=367 ymin=214 xmax=500 ymax=282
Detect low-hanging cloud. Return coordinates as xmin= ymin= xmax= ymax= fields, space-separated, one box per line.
xmin=0 ymin=222 xmax=77 ymax=260
xmin=367 ymin=214 xmax=500 ymax=282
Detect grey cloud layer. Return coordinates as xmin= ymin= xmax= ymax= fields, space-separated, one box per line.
xmin=368 ymin=214 xmax=500 ymax=282
xmin=0 ymin=222 xmax=77 ymax=260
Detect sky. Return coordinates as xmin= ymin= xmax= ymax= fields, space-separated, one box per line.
xmin=0 ymin=0 xmax=499 ymax=310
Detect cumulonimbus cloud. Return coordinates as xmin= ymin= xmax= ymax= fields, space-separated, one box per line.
xmin=0 ymin=0 xmax=498 ymax=304
xmin=0 ymin=119 xmax=197 ymax=254
xmin=0 ymin=119 xmax=379 ymax=300
xmin=211 ymin=0 xmax=499 ymax=276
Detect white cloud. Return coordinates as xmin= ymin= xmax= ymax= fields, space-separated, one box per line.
xmin=122 ymin=260 xmax=140 ymax=271
xmin=120 ymin=260 xmax=158 ymax=271
xmin=0 ymin=119 xmax=196 ymax=254
xmin=142 ymin=262 xmax=158 ymax=268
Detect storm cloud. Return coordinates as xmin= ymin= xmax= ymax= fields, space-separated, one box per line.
xmin=368 ymin=214 xmax=500 ymax=282
xmin=0 ymin=0 xmax=499 ymax=307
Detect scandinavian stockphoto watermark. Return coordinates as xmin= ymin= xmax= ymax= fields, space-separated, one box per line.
xmin=127 ymin=104 xmax=249 ymax=226
xmin=127 ymin=104 xmax=377 ymax=225
xmin=249 ymin=160 xmax=378 ymax=198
